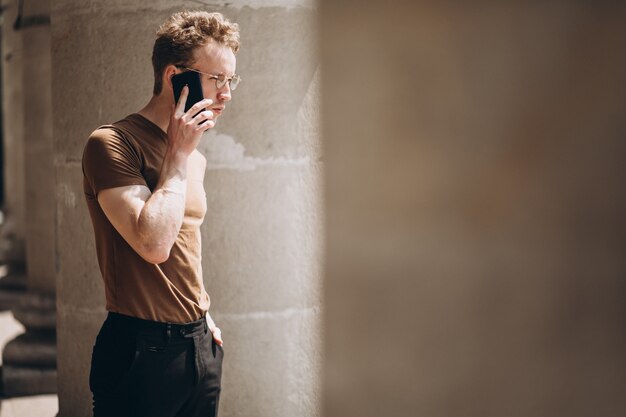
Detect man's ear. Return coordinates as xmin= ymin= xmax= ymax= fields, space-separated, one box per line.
xmin=163 ymin=64 xmax=179 ymax=90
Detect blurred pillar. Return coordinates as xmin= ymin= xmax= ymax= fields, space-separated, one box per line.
xmin=321 ymin=2 xmax=626 ymax=417
xmin=0 ymin=0 xmax=26 ymax=291
xmin=1 ymin=0 xmax=57 ymax=397
xmin=51 ymin=1 xmax=321 ymax=416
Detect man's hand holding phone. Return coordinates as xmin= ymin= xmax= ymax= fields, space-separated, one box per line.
xmin=167 ymin=85 xmax=214 ymax=157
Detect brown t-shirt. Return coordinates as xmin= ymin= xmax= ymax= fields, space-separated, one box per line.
xmin=82 ymin=113 xmax=210 ymax=324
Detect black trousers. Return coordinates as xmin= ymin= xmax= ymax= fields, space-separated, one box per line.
xmin=90 ymin=312 xmax=223 ymax=417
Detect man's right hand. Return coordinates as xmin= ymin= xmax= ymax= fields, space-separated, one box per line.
xmin=166 ymin=85 xmax=215 ymax=156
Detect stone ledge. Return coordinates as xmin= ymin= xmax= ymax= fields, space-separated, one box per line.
xmin=3 ymin=333 xmax=56 ymax=368
xmin=1 ymin=365 xmax=57 ymax=397
xmin=12 ymin=292 xmax=56 ymax=332
xmin=0 ymin=288 xmax=25 ymax=311
xmin=0 ymin=271 xmax=27 ymax=292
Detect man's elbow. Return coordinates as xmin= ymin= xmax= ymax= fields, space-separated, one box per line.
xmin=137 ymin=243 xmax=171 ymax=264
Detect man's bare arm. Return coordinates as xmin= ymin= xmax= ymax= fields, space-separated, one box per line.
xmin=97 ymin=151 xmax=188 ymax=264
xmin=97 ymin=87 xmax=214 ymax=264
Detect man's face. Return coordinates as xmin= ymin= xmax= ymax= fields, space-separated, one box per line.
xmin=190 ymin=42 xmax=237 ymax=121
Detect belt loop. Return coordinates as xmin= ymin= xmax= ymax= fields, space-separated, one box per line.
xmin=166 ymin=323 xmax=171 ymax=342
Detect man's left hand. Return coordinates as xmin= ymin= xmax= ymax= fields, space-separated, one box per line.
xmin=210 ymin=326 xmax=223 ymax=346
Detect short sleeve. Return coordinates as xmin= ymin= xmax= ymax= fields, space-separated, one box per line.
xmin=82 ymin=127 xmax=147 ymax=196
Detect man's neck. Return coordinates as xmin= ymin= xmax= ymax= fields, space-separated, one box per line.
xmin=137 ymin=94 xmax=172 ymax=134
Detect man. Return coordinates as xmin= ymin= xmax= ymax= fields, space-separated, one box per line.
xmin=82 ymin=10 xmax=240 ymax=417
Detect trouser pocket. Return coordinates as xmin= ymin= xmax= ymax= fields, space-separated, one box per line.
xmin=193 ymin=330 xmax=224 ymax=387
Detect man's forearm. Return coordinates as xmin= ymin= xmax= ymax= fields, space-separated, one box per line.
xmin=136 ymin=150 xmax=188 ymax=261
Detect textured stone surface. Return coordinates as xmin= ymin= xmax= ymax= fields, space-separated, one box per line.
xmin=56 ymin=305 xmax=104 ymax=417
xmin=0 ymin=0 xmax=26 ymax=264
xmin=200 ymin=161 xmax=323 ymax=314
xmin=216 ymin=307 xmax=321 ymax=417
xmin=321 ymin=2 xmax=626 ymax=417
xmin=3 ymin=333 xmax=56 ymax=367
xmin=22 ymin=15 xmax=56 ymax=294
xmin=0 ymin=290 xmax=24 ymax=312
xmin=0 ymin=272 xmax=26 ymax=311
xmin=11 ymin=292 xmax=56 ymax=332
xmin=55 ymin=165 xmax=102 ymax=310
xmin=1 ymin=367 xmax=57 ymax=397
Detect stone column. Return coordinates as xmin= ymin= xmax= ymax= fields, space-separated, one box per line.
xmin=321 ymin=2 xmax=626 ymax=417
xmin=52 ymin=1 xmax=321 ymax=416
xmin=0 ymin=0 xmax=26 ymax=295
xmin=1 ymin=0 xmax=57 ymax=396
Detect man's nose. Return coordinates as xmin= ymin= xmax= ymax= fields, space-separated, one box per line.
xmin=217 ymin=84 xmax=232 ymax=101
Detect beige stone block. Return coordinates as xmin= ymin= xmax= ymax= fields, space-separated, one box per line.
xmin=2 ymin=366 xmax=57 ymax=397
xmin=22 ymin=19 xmax=55 ymax=293
xmin=3 ymin=333 xmax=56 ymax=367
xmin=11 ymin=291 xmax=56 ymax=332
xmin=23 ymin=147 xmax=56 ymax=292
xmin=55 ymin=165 xmax=102 ymax=310
xmin=1 ymin=0 xmax=26 ymax=260
xmin=215 ymin=6 xmax=319 ymax=160
xmin=56 ymin=305 xmax=104 ymax=417
xmin=216 ymin=308 xmax=321 ymax=417
xmin=200 ymin=161 xmax=323 ymax=314
xmin=51 ymin=11 xmax=155 ymax=160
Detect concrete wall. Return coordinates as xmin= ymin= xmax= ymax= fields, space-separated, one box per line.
xmin=52 ymin=1 xmax=320 ymax=416
xmin=321 ymin=2 xmax=626 ymax=417
xmin=22 ymin=0 xmax=56 ymax=294
xmin=0 ymin=0 xmax=26 ymax=265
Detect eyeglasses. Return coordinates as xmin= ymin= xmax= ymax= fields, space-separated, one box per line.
xmin=177 ymin=66 xmax=241 ymax=91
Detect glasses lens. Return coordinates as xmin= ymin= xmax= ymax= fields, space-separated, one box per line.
xmin=213 ymin=74 xmax=240 ymax=91
xmin=230 ymin=75 xmax=240 ymax=91
xmin=214 ymin=74 xmax=227 ymax=89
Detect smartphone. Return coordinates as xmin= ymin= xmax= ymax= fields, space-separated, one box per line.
xmin=172 ymin=70 xmax=204 ymax=112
